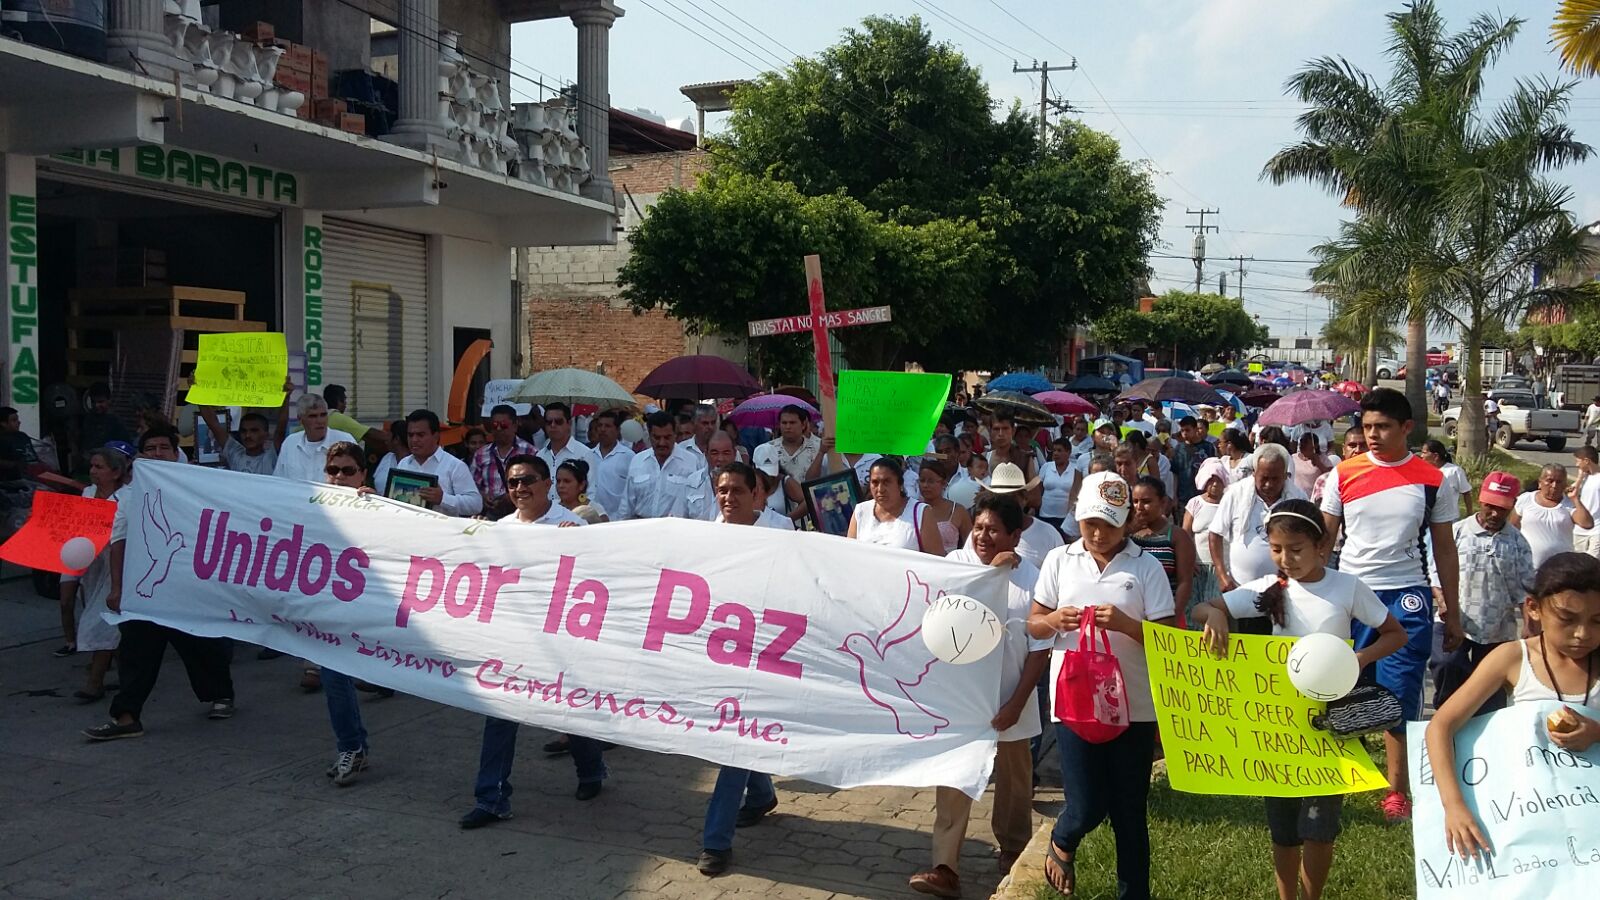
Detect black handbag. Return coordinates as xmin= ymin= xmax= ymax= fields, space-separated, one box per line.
xmin=1310 ymin=683 xmax=1403 ymax=737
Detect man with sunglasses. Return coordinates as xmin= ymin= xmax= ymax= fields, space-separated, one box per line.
xmin=461 ymin=455 xmax=603 ymax=831
xmin=470 ymin=404 xmax=537 ymax=518
xmin=535 ymin=402 xmax=602 ymax=503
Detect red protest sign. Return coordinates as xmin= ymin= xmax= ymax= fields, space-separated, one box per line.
xmin=0 ymin=491 xmax=117 ymax=575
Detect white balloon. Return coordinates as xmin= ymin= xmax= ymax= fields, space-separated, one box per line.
xmin=921 ymin=593 xmax=1003 ymax=665
xmin=1285 ymin=632 xmax=1359 ymax=702
xmin=946 ymin=479 xmax=980 ymax=510
xmin=619 ymin=418 xmax=645 ymax=445
xmin=59 ymin=536 xmax=97 ymax=571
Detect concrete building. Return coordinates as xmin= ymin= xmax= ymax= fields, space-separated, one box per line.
xmin=1 ymin=0 xmax=620 ymax=440
xmin=523 ymin=123 xmax=717 ymax=396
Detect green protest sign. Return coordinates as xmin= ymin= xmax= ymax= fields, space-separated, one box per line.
xmin=834 ymin=370 xmax=951 ymax=455
xmin=186 ymin=332 xmax=288 ymax=408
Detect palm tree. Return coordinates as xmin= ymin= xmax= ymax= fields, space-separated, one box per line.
xmin=1265 ymin=1 xmax=1592 ymax=456
xmin=1313 ymin=240 xmax=1406 ymax=385
xmin=1554 ymin=0 xmax=1600 ymax=76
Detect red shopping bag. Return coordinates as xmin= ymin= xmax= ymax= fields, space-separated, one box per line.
xmin=1053 ymin=605 xmax=1131 ymax=743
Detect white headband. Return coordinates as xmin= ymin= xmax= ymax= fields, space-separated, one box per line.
xmin=1266 ymin=509 xmax=1324 ymax=535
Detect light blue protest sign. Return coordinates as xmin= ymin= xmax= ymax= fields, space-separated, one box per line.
xmin=1408 ymin=701 xmax=1600 ymax=899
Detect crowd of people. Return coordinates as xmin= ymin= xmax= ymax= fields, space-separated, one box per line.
xmin=35 ymin=377 xmax=1600 ymax=900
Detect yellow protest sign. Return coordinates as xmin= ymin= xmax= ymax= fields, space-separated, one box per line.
xmin=186 ymin=332 xmax=288 ymax=408
xmin=1247 ymin=362 xmax=1264 ymax=374
xmin=1143 ymin=622 xmax=1387 ymax=797
xmin=1207 ymin=421 xmax=1226 ymax=439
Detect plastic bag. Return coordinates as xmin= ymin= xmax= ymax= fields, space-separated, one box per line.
xmin=1053 ymin=605 xmax=1131 ymax=743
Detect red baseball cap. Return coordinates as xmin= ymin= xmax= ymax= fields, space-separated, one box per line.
xmin=1478 ymin=471 xmax=1519 ymax=509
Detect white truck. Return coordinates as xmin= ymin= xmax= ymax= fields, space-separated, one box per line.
xmin=1441 ymin=389 xmax=1579 ymax=452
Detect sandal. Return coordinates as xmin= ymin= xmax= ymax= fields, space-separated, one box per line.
xmin=73 ymin=689 xmax=105 ymax=703
xmin=1044 ymin=842 xmax=1075 ymax=897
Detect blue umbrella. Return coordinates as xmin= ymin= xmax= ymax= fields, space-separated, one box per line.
xmin=1271 ymin=375 xmax=1293 ymax=387
xmin=1162 ymin=401 xmax=1199 ymax=421
xmin=986 ymin=372 xmax=1054 ymax=395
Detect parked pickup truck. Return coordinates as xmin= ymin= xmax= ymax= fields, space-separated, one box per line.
xmin=1441 ymin=390 xmax=1580 ymax=452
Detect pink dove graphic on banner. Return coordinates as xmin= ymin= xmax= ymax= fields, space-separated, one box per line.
xmin=838 ymin=571 xmax=951 ymax=740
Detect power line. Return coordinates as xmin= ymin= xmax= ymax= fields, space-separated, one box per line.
xmin=910 ymin=0 xmax=1028 ymax=62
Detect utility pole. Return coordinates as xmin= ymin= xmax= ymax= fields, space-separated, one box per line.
xmin=1014 ymin=59 xmax=1077 ymax=151
xmin=1186 ymin=208 xmax=1219 ymax=292
xmin=1227 ymin=254 xmax=1252 ymax=301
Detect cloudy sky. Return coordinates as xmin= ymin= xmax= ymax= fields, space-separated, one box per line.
xmin=514 ymin=1 xmax=1600 ymax=341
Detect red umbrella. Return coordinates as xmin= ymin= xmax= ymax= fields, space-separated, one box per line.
xmin=635 ymin=355 xmax=763 ymax=400
xmin=1032 ymin=390 xmax=1098 ymax=415
xmin=1334 ymin=380 xmax=1366 ymax=397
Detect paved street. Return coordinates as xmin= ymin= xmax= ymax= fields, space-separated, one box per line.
xmin=0 ymin=573 xmax=1057 ymax=900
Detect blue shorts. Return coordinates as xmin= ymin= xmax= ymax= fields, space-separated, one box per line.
xmin=1353 ymin=586 xmax=1433 ymax=726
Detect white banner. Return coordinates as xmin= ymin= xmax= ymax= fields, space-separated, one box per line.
xmin=1408 ymin=702 xmax=1600 ymax=898
xmin=113 ymin=462 xmax=1011 ymax=794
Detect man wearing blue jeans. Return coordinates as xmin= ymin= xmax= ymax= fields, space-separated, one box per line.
xmin=696 ymin=461 xmax=790 ymax=874
xmin=1320 ymin=388 xmax=1460 ymax=824
xmin=460 ymin=719 xmax=608 ymax=828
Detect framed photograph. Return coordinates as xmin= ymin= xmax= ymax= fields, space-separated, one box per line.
xmin=385 ymin=469 xmax=440 ymax=509
xmin=801 ymin=471 xmax=860 ymax=537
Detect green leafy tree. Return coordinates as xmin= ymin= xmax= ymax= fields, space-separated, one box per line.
xmin=1265 ymin=0 xmax=1593 ymax=458
xmin=619 ymin=16 xmax=1160 ymax=377
xmin=1090 ymin=291 xmax=1266 ymax=368
xmin=617 ymin=173 xmax=992 ymax=381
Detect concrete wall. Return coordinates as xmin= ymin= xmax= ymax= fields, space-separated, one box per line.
xmin=433 ymin=234 xmax=515 ymax=405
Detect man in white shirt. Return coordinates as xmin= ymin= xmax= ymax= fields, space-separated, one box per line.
xmin=1208 ymin=443 xmax=1305 ymax=596
xmin=618 ymin=411 xmax=714 ymax=520
xmin=1583 ymin=395 xmax=1600 ymax=450
xmin=909 ymin=493 xmax=1050 ymax=896
xmin=535 ymin=402 xmax=602 ymax=501
xmin=588 ymin=409 xmax=635 ymax=517
xmin=389 ymin=409 xmax=482 ymax=517
xmin=274 ymin=393 xmax=356 ymax=483
xmin=1574 ymin=447 xmax=1600 ymax=557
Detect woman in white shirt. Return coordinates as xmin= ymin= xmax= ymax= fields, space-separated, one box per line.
xmin=847 ymin=457 xmax=944 ymax=554
xmin=1511 ymin=464 xmax=1594 ymax=568
xmin=1419 ymin=439 xmax=1473 ymax=517
xmin=1218 ymin=429 xmax=1254 ymax=481
xmin=64 ymin=446 xmax=128 ymax=701
xmin=1181 ymin=457 xmax=1230 ymax=630
xmin=1027 ymin=470 xmax=1174 ymax=898
xmin=1038 ymin=439 xmax=1077 ymax=533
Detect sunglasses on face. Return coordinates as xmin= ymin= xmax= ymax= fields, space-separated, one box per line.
xmin=545 ymin=418 xmax=566 ymax=428
xmin=325 ymin=464 xmax=361 ymax=477
xmin=490 ymin=421 xmax=514 ymax=430
xmin=507 ymin=475 xmax=547 ymax=488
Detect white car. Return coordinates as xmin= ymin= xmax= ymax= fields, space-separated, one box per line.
xmin=1441 ymin=390 xmax=1578 ymax=451
xmin=1375 ymin=357 xmax=1402 ymax=380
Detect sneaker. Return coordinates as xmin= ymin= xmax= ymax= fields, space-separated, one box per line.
xmin=735 ymin=796 xmax=778 ymax=827
xmin=328 ymin=749 xmax=368 ymax=786
xmin=1381 ymin=790 xmax=1412 ymax=824
xmin=83 ymin=721 xmax=143 ymax=741
xmin=207 ymin=700 xmax=235 ymax=720
xmin=697 ymin=848 xmax=732 ymax=876
xmin=908 ymin=864 xmax=962 ymax=898
xmin=458 ymin=807 xmax=512 ymax=830
xmin=53 ymin=644 xmax=76 ymax=658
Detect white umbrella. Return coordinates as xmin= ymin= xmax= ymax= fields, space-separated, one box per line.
xmin=508 ymin=368 xmax=636 ymax=408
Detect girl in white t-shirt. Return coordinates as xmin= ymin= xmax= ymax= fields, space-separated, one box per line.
xmin=1195 ymin=498 xmax=1405 ymax=900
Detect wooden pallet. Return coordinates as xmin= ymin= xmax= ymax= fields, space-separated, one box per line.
xmin=68 ymin=286 xmax=247 ymax=322
xmin=66 ymin=312 xmax=267 ymax=385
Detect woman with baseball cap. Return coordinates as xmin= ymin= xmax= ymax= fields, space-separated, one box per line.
xmin=1027 ymin=470 xmax=1176 ymax=899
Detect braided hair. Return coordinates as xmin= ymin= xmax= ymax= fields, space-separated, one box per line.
xmin=1254 ymin=498 xmax=1327 ymax=628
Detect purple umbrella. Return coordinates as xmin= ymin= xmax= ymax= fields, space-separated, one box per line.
xmin=635 ymin=355 xmax=763 ymax=399
xmin=727 ymin=394 xmax=820 ymax=430
xmin=1256 ymin=390 xmax=1360 ymax=427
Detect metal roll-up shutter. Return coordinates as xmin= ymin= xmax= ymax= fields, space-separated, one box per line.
xmin=319 ymin=218 xmax=430 ymax=423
